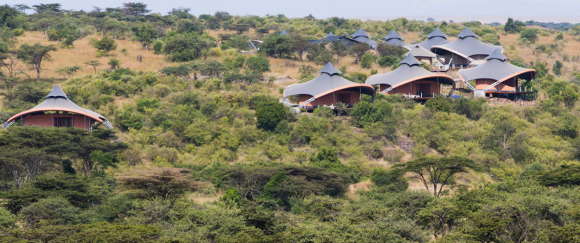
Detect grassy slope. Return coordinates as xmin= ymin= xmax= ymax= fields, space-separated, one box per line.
xmin=13 ymin=32 xmax=171 ymax=79
xmin=11 ymin=28 xmax=580 ymax=82
xmin=6 ymin=29 xmax=578 ymax=197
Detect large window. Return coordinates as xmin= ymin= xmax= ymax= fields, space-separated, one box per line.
xmin=54 ymin=117 xmax=73 ymax=127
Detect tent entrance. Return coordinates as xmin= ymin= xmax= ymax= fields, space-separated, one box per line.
xmin=416 ymin=83 xmax=433 ymax=97
xmin=54 ymin=117 xmax=73 ymax=127
xmin=337 ymin=93 xmax=351 ymax=104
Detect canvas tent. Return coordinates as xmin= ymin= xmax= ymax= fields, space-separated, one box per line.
xmin=283 ymin=63 xmax=374 ymax=109
xmin=309 ymin=32 xmax=342 ymax=44
xmin=366 ymin=54 xmax=454 ymax=100
xmin=383 ymin=30 xmax=406 ymax=47
xmin=407 ymin=44 xmax=437 ymax=64
xmin=417 ymin=28 xmax=448 ymax=49
xmin=459 ymin=49 xmax=535 ymax=97
xmin=431 ymin=28 xmax=501 ymax=67
xmin=3 ymin=85 xmax=112 ymax=129
xmin=341 ymin=29 xmax=377 ymax=49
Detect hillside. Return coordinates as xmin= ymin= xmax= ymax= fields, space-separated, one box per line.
xmin=0 ymin=4 xmax=579 ymax=243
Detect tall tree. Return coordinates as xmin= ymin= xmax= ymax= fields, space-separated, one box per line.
xmin=122 ymin=2 xmax=149 ymax=17
xmin=132 ymin=24 xmax=162 ymax=49
xmin=394 ymin=156 xmax=477 ymax=197
xmin=16 ymin=43 xmax=57 ymax=80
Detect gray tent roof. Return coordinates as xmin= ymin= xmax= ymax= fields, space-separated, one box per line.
xmin=366 ymin=54 xmax=454 ymax=88
xmin=486 ymin=48 xmax=507 ymax=61
xmin=284 ymin=63 xmax=374 ymax=98
xmin=428 ymin=28 xmax=447 ymax=39
xmin=349 ymin=29 xmax=377 ymax=49
xmin=309 ymin=33 xmax=342 ymax=44
xmin=459 ymin=50 xmax=535 ymax=86
xmin=417 ymin=28 xmax=448 ymax=49
xmin=407 ymin=44 xmax=436 ymax=58
xmin=431 ymin=29 xmax=500 ymax=60
xmin=458 ymin=28 xmax=478 ymax=39
xmin=6 ymin=85 xmax=112 ymax=128
xmin=383 ymin=30 xmax=405 ymax=46
xmin=352 ymin=29 xmax=369 ymax=38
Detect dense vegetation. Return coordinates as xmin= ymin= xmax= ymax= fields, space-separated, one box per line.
xmin=0 ymin=3 xmax=579 ymax=242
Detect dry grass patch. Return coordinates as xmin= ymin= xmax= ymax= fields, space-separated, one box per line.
xmin=14 ymin=32 xmax=171 ymax=79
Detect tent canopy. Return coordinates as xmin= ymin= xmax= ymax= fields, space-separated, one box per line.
xmin=431 ymin=28 xmax=500 ymax=60
xmin=366 ymin=54 xmax=454 ymax=89
xmin=284 ymin=63 xmax=374 ymax=99
xmin=383 ymin=30 xmax=405 ymax=46
xmin=407 ymin=44 xmax=436 ymax=58
xmin=459 ymin=49 xmax=535 ymax=86
xmin=417 ymin=28 xmax=448 ymax=49
xmin=5 ymin=85 xmax=112 ymax=128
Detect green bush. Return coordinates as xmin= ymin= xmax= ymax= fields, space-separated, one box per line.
xmin=255 ymin=99 xmax=288 ymax=132
xmin=520 ymin=28 xmax=539 ymax=43
xmin=378 ymin=56 xmax=400 ymax=67
xmin=360 ymin=53 xmax=377 ymax=69
xmin=162 ymin=33 xmax=215 ymax=62
xmin=19 ymin=197 xmax=82 ymax=227
xmin=215 ymin=165 xmax=352 ymax=208
xmin=91 ymin=36 xmax=117 ymax=53
xmin=0 ymin=207 xmax=16 ymax=229
xmin=371 ymin=169 xmax=408 ymax=192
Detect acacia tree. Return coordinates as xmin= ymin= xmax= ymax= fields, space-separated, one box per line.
xmin=350 ymin=43 xmax=370 ymax=64
xmin=395 ymin=156 xmax=477 ymax=197
xmin=16 ymin=43 xmax=56 ymax=80
xmin=85 ymin=60 xmax=101 ymax=74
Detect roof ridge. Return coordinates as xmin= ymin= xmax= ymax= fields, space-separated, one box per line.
xmin=320 ymin=62 xmax=342 ymax=76
xmin=45 ymin=85 xmax=68 ymax=99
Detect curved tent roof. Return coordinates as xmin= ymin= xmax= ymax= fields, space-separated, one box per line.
xmin=349 ymin=29 xmax=377 ymax=49
xmin=309 ymin=32 xmax=342 ymax=44
xmin=383 ymin=30 xmax=405 ymax=46
xmin=407 ymin=44 xmax=436 ymax=58
xmin=431 ymin=28 xmax=500 ymax=60
xmin=458 ymin=49 xmax=535 ymax=88
xmin=352 ymin=29 xmax=369 ymax=39
xmin=5 ymin=85 xmax=112 ymax=128
xmin=284 ymin=63 xmax=374 ymax=100
xmin=366 ymin=54 xmax=454 ymax=89
xmin=417 ymin=28 xmax=448 ymax=49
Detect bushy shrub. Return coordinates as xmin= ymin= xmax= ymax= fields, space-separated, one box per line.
xmin=520 ymin=28 xmax=539 ymax=43
xmin=245 ymin=55 xmax=270 ymax=74
xmin=378 ymin=56 xmax=400 ymax=67
xmin=255 ymin=99 xmax=288 ymax=132
xmin=91 ymin=36 xmax=117 ymax=54
xmin=162 ymin=33 xmax=215 ymax=62
xmin=371 ymin=169 xmax=408 ymax=192
xmin=117 ymin=168 xmax=198 ymax=199
xmin=0 ymin=207 xmax=16 ymax=229
xmin=360 ymin=53 xmax=377 ymax=68
xmin=351 ymin=99 xmax=394 ymax=127
xmin=19 ymin=197 xmax=82 ymax=227
xmin=215 ymin=165 xmax=352 ymax=208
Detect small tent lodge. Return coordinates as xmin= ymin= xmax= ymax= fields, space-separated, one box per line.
xmin=3 ymin=85 xmax=112 ymax=130
xmin=366 ymin=54 xmax=455 ymax=100
xmin=459 ymin=49 xmax=536 ymax=98
xmin=383 ymin=30 xmax=406 ymax=47
xmin=309 ymin=32 xmax=341 ymax=44
xmin=283 ymin=63 xmax=374 ymax=110
xmin=417 ymin=28 xmax=448 ymax=50
xmin=431 ymin=28 xmax=500 ymax=68
xmin=406 ymin=44 xmax=437 ymax=65
xmin=342 ymin=29 xmax=377 ymax=49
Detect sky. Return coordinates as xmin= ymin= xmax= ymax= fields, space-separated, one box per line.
xmin=6 ymin=0 xmax=580 ymax=23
